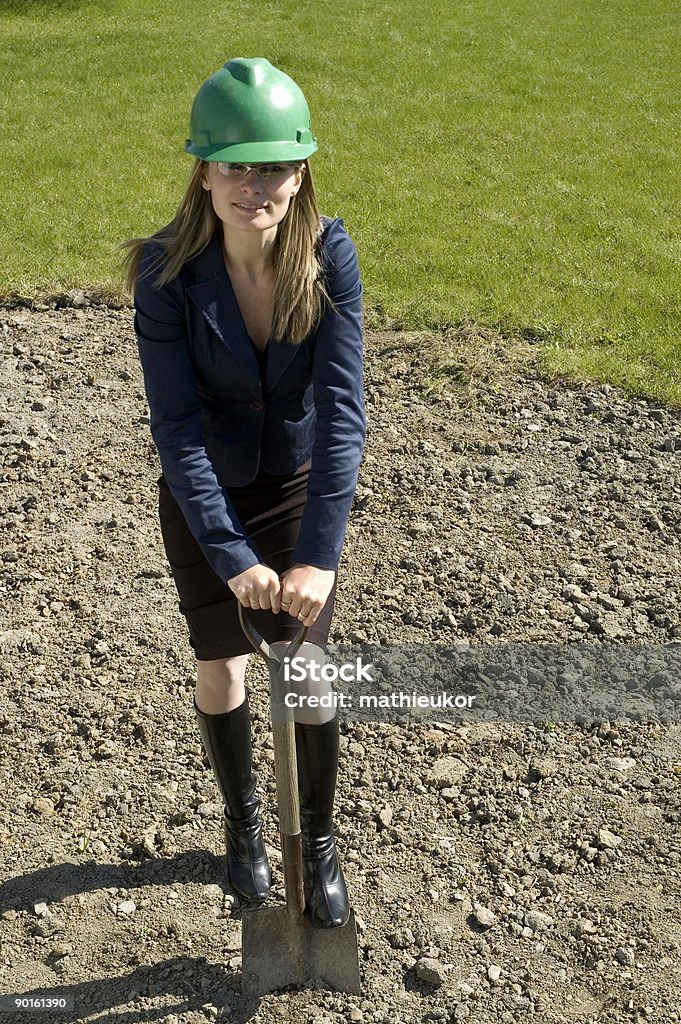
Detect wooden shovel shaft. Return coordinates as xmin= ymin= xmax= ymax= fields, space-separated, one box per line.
xmin=270 ymin=682 xmax=305 ymax=916
xmin=271 ymin=711 xmax=301 ymax=836
xmin=238 ymin=606 xmax=308 ymax=916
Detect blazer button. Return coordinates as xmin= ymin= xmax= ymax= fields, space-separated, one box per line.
xmin=249 ymin=400 xmax=264 ymax=412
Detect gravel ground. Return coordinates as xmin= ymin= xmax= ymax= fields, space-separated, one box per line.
xmin=0 ymin=298 xmax=679 ymax=1024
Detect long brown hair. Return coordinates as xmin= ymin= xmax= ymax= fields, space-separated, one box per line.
xmin=123 ymin=160 xmax=329 ymax=344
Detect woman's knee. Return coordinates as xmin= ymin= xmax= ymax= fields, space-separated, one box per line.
xmin=195 ymin=655 xmax=249 ymax=714
xmin=270 ymin=641 xmax=336 ymax=724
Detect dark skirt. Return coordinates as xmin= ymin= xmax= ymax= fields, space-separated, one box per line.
xmin=157 ymin=461 xmax=336 ymax=659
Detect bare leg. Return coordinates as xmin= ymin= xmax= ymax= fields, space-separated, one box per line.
xmin=195 ymin=655 xmax=249 ymax=714
xmin=270 ymin=641 xmax=336 ymax=724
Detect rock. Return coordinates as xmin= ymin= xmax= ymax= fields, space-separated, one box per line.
xmin=528 ymin=514 xmax=553 ymax=528
xmin=615 ymin=947 xmax=635 ymax=966
xmin=573 ymin=918 xmax=597 ymax=937
xmin=487 ymin=964 xmax=502 ymax=982
xmin=50 ymin=942 xmax=72 ymax=959
xmin=94 ymin=740 xmax=117 ymax=760
xmin=140 ymin=828 xmax=160 ymax=857
xmin=415 ymin=957 xmax=449 ymax=987
xmin=349 ymin=1009 xmax=364 ymax=1022
xmin=524 ymin=910 xmax=554 ymax=933
xmin=33 ymin=902 xmax=49 ymax=917
xmin=34 ymin=918 xmax=60 ymax=938
xmin=473 ymin=903 xmax=497 ymax=929
xmin=377 ymin=805 xmax=393 ymax=829
xmin=389 ymin=927 xmax=415 ymax=949
xmin=204 ymin=884 xmax=224 ymax=903
xmin=32 ymin=797 xmax=55 ymax=816
xmin=117 ymin=900 xmax=136 ymax=915
xmin=597 ymin=827 xmax=623 ymax=850
xmin=603 ymin=757 xmax=637 ymax=772
xmin=426 ymin=757 xmax=468 ymax=789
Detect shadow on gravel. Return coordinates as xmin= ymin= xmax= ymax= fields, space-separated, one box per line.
xmin=0 ymin=849 xmax=243 ymax=912
xmin=3 ymin=956 xmax=263 ymax=1023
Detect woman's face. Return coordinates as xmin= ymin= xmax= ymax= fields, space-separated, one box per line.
xmin=201 ymin=161 xmax=305 ymax=236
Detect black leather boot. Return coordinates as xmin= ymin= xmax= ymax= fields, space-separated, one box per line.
xmin=194 ymin=696 xmax=271 ymax=903
xmin=295 ymin=716 xmax=350 ymax=928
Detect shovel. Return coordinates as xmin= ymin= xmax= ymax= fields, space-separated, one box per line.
xmin=238 ymin=604 xmax=361 ymax=996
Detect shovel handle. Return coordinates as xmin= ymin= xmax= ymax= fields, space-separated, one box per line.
xmin=238 ymin=603 xmax=309 ymax=667
xmin=238 ymin=606 xmax=309 ymax=914
xmin=238 ymin=606 xmax=308 ymax=832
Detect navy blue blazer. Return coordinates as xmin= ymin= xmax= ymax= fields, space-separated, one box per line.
xmin=134 ymin=216 xmax=366 ymax=584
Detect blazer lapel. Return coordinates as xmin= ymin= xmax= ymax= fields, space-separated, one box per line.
xmin=265 ymin=338 xmax=300 ymax=391
xmin=186 ymin=236 xmax=261 ymax=383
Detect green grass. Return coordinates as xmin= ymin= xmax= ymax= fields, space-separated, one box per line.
xmin=1 ymin=0 xmax=679 ymax=402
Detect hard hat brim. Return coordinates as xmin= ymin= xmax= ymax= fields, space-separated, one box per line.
xmin=185 ymin=139 xmax=317 ymax=162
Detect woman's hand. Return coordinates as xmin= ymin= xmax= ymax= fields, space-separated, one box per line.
xmin=228 ymin=563 xmax=283 ymax=612
xmin=280 ymin=563 xmax=336 ymax=626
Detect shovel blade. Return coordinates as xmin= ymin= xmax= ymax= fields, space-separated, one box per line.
xmin=242 ymin=906 xmax=361 ymax=996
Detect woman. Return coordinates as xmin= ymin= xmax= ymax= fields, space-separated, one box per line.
xmin=125 ymin=58 xmax=365 ymax=929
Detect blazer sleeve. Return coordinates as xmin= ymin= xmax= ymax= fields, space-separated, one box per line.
xmin=292 ymin=220 xmax=367 ymax=570
xmin=134 ymin=247 xmax=262 ymax=583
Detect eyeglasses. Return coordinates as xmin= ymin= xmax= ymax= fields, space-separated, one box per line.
xmin=216 ymin=162 xmax=302 ymax=183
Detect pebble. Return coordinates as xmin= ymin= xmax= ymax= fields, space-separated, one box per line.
xmin=473 ymin=904 xmax=498 ymax=929
xmin=377 ymin=805 xmax=393 ymax=829
xmin=524 ymin=910 xmax=554 ymax=933
xmin=32 ymin=797 xmax=55 ymax=816
xmin=205 ymin=884 xmax=224 ymax=902
xmin=528 ymin=514 xmax=553 ymax=528
xmin=573 ymin=918 xmax=597 ymax=937
xmin=597 ymin=827 xmax=623 ymax=849
xmin=117 ymin=900 xmax=136 ymax=915
xmin=34 ymin=918 xmax=60 ymax=938
xmin=389 ymin=927 xmax=415 ymax=949
xmin=615 ymin=947 xmax=635 ymax=966
xmin=50 ymin=943 xmax=72 ymax=959
xmin=603 ymin=757 xmax=637 ymax=771
xmin=33 ymin=902 xmax=48 ymax=917
xmin=349 ymin=1010 xmax=364 ymax=1022
xmin=415 ymin=957 xmax=449 ymax=987
xmin=426 ymin=756 xmax=468 ymax=789
xmin=487 ymin=964 xmax=502 ymax=982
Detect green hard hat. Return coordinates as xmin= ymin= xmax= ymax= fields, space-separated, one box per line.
xmin=185 ymin=57 xmax=317 ymax=163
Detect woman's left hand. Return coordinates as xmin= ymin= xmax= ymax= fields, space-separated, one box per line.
xmin=280 ymin=563 xmax=335 ymax=626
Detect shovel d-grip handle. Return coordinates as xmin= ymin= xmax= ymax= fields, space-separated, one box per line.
xmin=238 ymin=605 xmax=309 ymax=916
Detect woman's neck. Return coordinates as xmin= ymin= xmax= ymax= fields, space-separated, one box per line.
xmin=221 ymin=224 xmax=277 ymax=280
